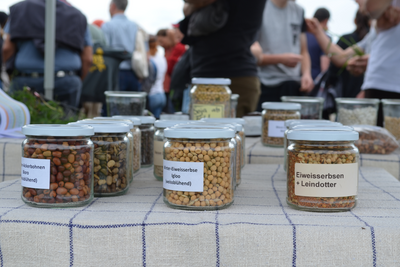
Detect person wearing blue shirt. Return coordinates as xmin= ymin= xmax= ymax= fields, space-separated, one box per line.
xmin=102 ymin=0 xmax=141 ymax=92
xmin=2 ymin=0 xmax=92 ymax=108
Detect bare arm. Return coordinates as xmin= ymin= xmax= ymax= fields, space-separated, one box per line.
xmin=80 ymin=46 xmax=93 ymax=80
xmin=299 ymin=33 xmax=313 ymax=92
xmin=320 ymin=55 xmax=330 ymax=73
xmin=2 ymin=34 xmax=16 ymax=63
xmin=251 ymin=41 xmax=302 ymax=67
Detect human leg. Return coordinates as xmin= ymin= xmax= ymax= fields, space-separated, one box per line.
xmin=228 ymin=76 xmax=261 ymax=118
xmin=119 ymin=70 xmax=142 ymax=92
xmin=148 ymin=93 xmax=167 ymax=118
xmin=53 ymin=75 xmax=82 ymax=107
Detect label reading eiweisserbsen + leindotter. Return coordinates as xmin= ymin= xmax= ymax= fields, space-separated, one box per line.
xmin=163 ymin=160 xmax=204 ymax=192
xmin=268 ymin=120 xmax=285 ymax=137
xmin=295 ymin=163 xmax=358 ymax=197
xmin=21 ymin=157 xmax=51 ymax=189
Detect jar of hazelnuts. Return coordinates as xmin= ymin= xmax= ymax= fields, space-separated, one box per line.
xmin=163 ymin=127 xmax=236 ymax=210
xmin=21 ymin=125 xmax=95 ymax=208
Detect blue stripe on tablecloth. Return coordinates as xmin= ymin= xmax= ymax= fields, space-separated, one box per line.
xmin=360 ymin=169 xmax=400 ymax=202
xmin=69 ymin=199 xmax=98 ymax=267
xmin=0 ymin=180 xmax=19 ymax=191
xmin=351 ymin=211 xmax=377 ymax=267
xmin=0 ymin=204 xmax=25 ymax=267
xmin=247 ymin=140 xmax=260 ymax=164
xmin=142 ymin=192 xmax=162 ymax=267
xmin=270 ymin=164 xmax=296 ymax=267
xmin=215 ymin=210 xmax=220 ymax=267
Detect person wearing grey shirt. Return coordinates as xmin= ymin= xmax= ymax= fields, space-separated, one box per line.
xmin=252 ymin=0 xmax=314 ymax=110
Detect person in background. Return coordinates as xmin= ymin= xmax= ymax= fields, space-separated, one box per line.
xmin=102 ymin=0 xmax=141 ymax=91
xmin=180 ymin=0 xmax=267 ymax=118
xmin=147 ymin=35 xmax=167 ymax=118
xmin=0 ymin=12 xmax=8 ymax=90
xmin=252 ymin=0 xmax=314 ymax=108
xmin=89 ymin=20 xmax=106 ymax=46
xmin=307 ymin=8 xmax=330 ymax=80
xmin=2 ymin=0 xmax=92 ymax=107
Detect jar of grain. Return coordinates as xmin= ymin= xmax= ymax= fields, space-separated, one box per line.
xmin=21 ymin=125 xmax=94 ymax=207
xmin=105 ymin=91 xmax=147 ymax=116
xmin=163 ymin=127 xmax=236 ymax=210
xmin=281 ymin=96 xmax=324 ymax=120
xmin=287 ymin=129 xmax=359 ymax=212
xmin=335 ymin=98 xmax=380 ymax=126
xmin=262 ymin=102 xmax=301 ymax=147
xmin=190 ymin=78 xmax=232 ymax=120
xmin=382 ymin=99 xmax=400 ymax=141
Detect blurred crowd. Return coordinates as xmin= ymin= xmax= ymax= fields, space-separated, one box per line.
xmin=0 ymin=0 xmax=399 ymax=121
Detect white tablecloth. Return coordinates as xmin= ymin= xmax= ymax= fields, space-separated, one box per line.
xmin=1 ymin=165 xmax=400 ymax=266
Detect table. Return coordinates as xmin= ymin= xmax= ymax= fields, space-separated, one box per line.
xmin=0 ymin=138 xmax=23 ymax=183
xmin=246 ymin=137 xmax=400 ymax=181
xmin=1 ymin=165 xmax=400 ymax=266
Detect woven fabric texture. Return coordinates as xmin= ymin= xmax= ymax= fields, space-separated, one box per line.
xmin=1 ymin=165 xmax=400 ymax=266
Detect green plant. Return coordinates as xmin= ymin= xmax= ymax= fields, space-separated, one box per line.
xmin=11 ymin=87 xmax=81 ymax=124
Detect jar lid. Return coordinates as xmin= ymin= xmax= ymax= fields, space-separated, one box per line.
xmin=381 ymin=99 xmax=400 ymax=105
xmin=287 ymin=129 xmax=359 ymax=141
xmin=335 ymin=98 xmax=380 ymax=104
xmin=191 ymin=78 xmax=231 ymax=85
xmin=201 ymin=118 xmax=246 ymax=125
xmin=291 ymin=125 xmax=353 ymax=131
xmin=154 ymin=120 xmax=189 ymax=129
xmin=113 ymin=115 xmax=155 ymax=124
xmin=285 ymin=119 xmax=332 ymax=127
xmin=70 ymin=122 xmax=130 ymax=133
xmin=281 ymin=96 xmax=324 ymax=103
xmin=231 ymin=94 xmax=239 ymax=100
xmin=164 ymin=127 xmax=235 ymax=139
xmin=78 ymin=119 xmax=133 ymax=129
xmin=104 ymin=91 xmax=147 ymax=98
xmin=262 ymin=102 xmax=301 ymax=110
xmin=290 ymin=122 xmax=343 ymax=130
xmin=159 ymin=114 xmax=190 ymax=120
xmin=22 ymin=124 xmax=94 ymax=136
xmin=91 ymin=118 xmax=134 ymax=128
xmin=173 ymin=122 xmax=242 ymax=133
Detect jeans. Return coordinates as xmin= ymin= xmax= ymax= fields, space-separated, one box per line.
xmin=10 ymin=75 xmax=82 ymax=107
xmin=257 ymin=81 xmax=301 ymax=111
xmin=148 ymin=92 xmax=166 ymax=119
xmin=181 ymin=87 xmax=190 ymax=114
xmin=119 ymin=69 xmax=141 ymax=92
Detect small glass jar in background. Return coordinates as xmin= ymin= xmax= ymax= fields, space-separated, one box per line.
xmin=287 ymin=129 xmax=359 ymax=212
xmin=160 ymin=114 xmax=190 ymax=121
xmin=114 ymin=116 xmax=155 ymax=168
xmin=21 ymin=125 xmax=94 ymax=208
xmin=230 ymin=94 xmax=239 ymax=118
xmin=190 ymin=78 xmax=232 ymax=120
xmin=382 ymin=99 xmax=400 ymax=141
xmin=153 ymin=120 xmax=187 ymax=181
xmin=262 ymin=102 xmax=301 ymax=147
xmin=163 ymin=127 xmax=236 ymax=210
xmin=335 ymin=98 xmax=380 ymax=126
xmin=281 ymin=96 xmax=324 ymax=120
xmin=104 ymin=91 xmax=147 ymax=116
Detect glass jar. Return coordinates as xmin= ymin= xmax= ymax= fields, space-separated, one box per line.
xmin=382 ymin=99 xmax=400 ymax=141
xmin=114 ymin=116 xmax=155 ymax=168
xmin=105 ymin=91 xmax=147 ymax=116
xmin=335 ymin=98 xmax=380 ymax=126
xmin=21 ymin=125 xmax=94 ymax=208
xmin=163 ymin=128 xmax=236 ymax=210
xmin=230 ymin=94 xmax=239 ymax=118
xmin=154 ymin=120 xmax=186 ymax=181
xmin=190 ymin=78 xmax=232 ymax=120
xmin=287 ymin=129 xmax=359 ymax=212
xmin=160 ymin=114 xmax=190 ymax=120
xmin=201 ymin=118 xmax=246 ymax=169
xmin=281 ymin=96 xmax=324 ymax=120
xmin=262 ymin=102 xmax=301 ymax=147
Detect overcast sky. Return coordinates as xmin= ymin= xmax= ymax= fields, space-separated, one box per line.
xmin=0 ymin=0 xmax=359 ymax=41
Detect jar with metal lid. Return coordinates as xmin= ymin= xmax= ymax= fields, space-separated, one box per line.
xmin=262 ymin=102 xmax=301 ymax=147
xmin=336 ymin=98 xmax=380 ymax=126
xmin=230 ymin=94 xmax=239 ymax=118
xmin=382 ymin=99 xmax=400 ymax=141
xmin=190 ymin=78 xmax=232 ymax=120
xmin=287 ymin=129 xmax=359 ymax=212
xmin=21 ymin=125 xmax=94 ymax=208
xmin=80 ymin=123 xmax=130 ymax=196
xmin=163 ymin=127 xmax=236 ymax=210
xmin=114 ymin=115 xmax=155 ymax=168
xmin=154 ymin=120 xmax=186 ymax=181
xmin=105 ymin=91 xmax=147 ymax=116
xmin=160 ymin=114 xmax=190 ymax=120
xmin=283 ymin=121 xmax=342 ymax=172
xmin=201 ymin=118 xmax=246 ymax=169
xmin=281 ymin=96 xmax=324 ymax=120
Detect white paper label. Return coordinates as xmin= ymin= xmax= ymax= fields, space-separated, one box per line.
xmin=154 ymin=140 xmax=165 ymax=166
xmin=21 ymin=157 xmax=51 ymax=189
xmin=268 ymin=120 xmax=285 ymax=137
xmin=294 ymin=163 xmax=358 ymax=197
xmin=163 ymin=160 xmax=204 ymax=192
